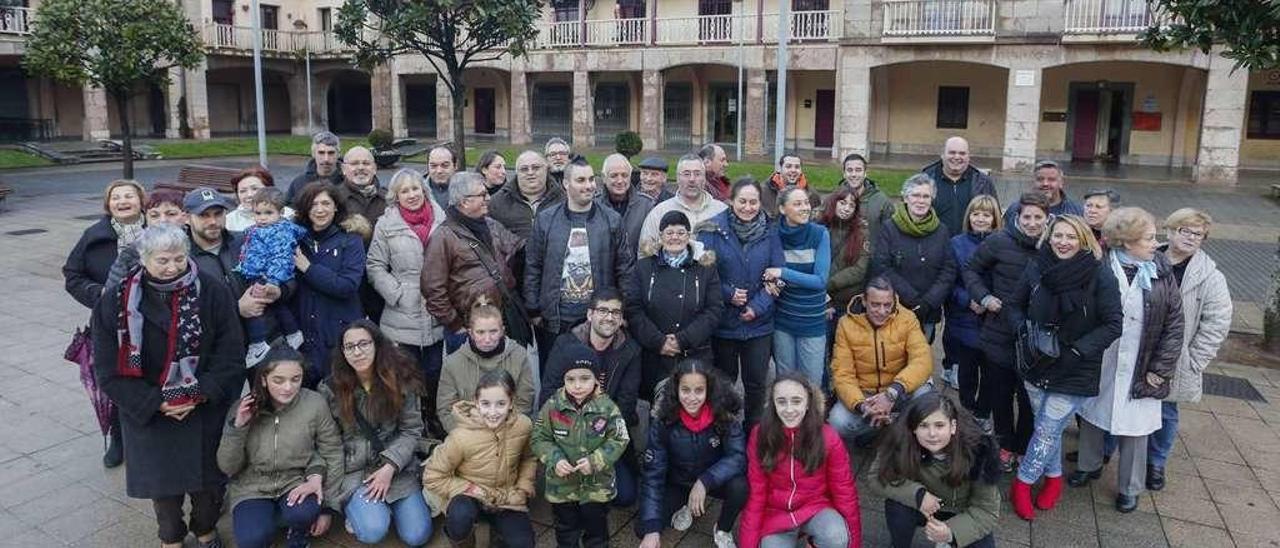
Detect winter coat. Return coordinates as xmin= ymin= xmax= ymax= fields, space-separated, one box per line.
xmin=819 ymin=180 xmax=894 ymax=253
xmin=739 ymin=425 xmax=861 ymax=548
xmin=824 ymin=217 xmax=873 ymax=314
xmin=524 ymin=202 xmax=636 ymax=331
xmin=438 ymin=339 xmax=536 ymax=431
xmin=217 ymin=390 xmax=345 ymax=509
xmin=639 ymin=191 xmax=729 ymax=251
xmin=962 ymin=224 xmax=1041 ymax=366
xmin=637 ymin=416 xmax=747 ymax=535
xmin=697 ymin=210 xmax=785 ymax=340
xmin=237 ymin=221 xmax=307 ymax=286
xmin=831 ymin=297 xmax=934 ymax=409
xmin=366 ymin=204 xmax=447 ymax=347
xmin=421 ymin=215 xmax=525 ymax=332
xmin=226 ymin=205 xmax=295 ymax=233
xmin=287 ymin=157 xmax=345 ymax=205
xmin=872 ymin=216 xmax=956 ymax=324
xmin=870 ymin=438 xmax=1002 ymax=548
xmin=188 ymin=228 xmax=251 ymax=298
xmin=1127 ymin=253 xmax=1185 ymax=400
xmin=1163 ymin=248 xmax=1232 ymax=403
xmin=595 ymin=186 xmax=655 ymax=253
xmin=920 ymin=160 xmax=997 ymax=236
xmin=1002 ymin=191 xmax=1084 ymax=227
xmin=294 ymin=223 xmax=367 ymax=374
xmin=531 ymin=390 xmax=630 ymax=504
xmin=540 ymin=323 xmax=643 ymax=426
xmin=63 ymin=216 xmax=121 ymax=309
xmin=945 ymin=231 xmax=989 ymax=348
xmin=629 ymin=243 xmax=724 ymax=382
xmin=317 ymin=383 xmax=424 ymax=508
xmin=423 ymin=401 xmax=538 ymax=513
xmin=488 ymin=178 xmax=565 ymax=240
xmin=91 ymin=268 xmax=246 ymax=499
xmin=331 ymin=180 xmax=387 ymax=236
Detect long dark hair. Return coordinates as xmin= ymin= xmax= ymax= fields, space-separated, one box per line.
xmin=875 ymin=392 xmax=1000 ymax=487
xmin=293 ymin=182 xmax=347 ymax=232
xmin=756 ymin=371 xmax=827 ymax=474
xmin=248 ymin=344 xmax=307 ymax=420
xmin=819 ymin=184 xmax=865 ymax=265
xmin=655 ymin=360 xmax=742 ymax=437
xmin=327 ymin=320 xmax=423 ymax=427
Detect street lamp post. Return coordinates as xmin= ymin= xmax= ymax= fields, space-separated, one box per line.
xmin=250 ymin=0 xmax=268 ymax=168
xmin=773 ymin=0 xmax=789 ymax=165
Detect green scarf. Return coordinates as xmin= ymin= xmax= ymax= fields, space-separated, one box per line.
xmin=891 ymin=202 xmax=940 ymax=238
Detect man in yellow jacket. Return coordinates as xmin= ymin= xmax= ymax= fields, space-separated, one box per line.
xmin=828 ymin=276 xmax=935 ymax=447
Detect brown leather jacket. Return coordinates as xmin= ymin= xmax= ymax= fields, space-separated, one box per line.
xmin=421 ymin=215 xmax=524 ymax=331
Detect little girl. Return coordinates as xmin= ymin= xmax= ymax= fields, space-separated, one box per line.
xmin=424 ymin=369 xmax=537 ymax=547
xmin=237 ymin=186 xmax=306 ymax=366
xmin=872 ymin=392 xmax=1001 ymax=548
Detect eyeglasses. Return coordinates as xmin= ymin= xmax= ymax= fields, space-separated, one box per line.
xmin=661 ymin=229 xmax=689 ymax=238
xmin=591 ymin=307 xmax=624 ymax=318
xmin=464 ymin=192 xmax=490 ymax=200
xmin=342 ymin=340 xmax=374 ymax=354
xmin=679 ymin=170 xmax=705 ymax=179
xmin=517 ymin=165 xmax=546 ymax=174
xmin=1176 ymin=227 xmax=1206 ymax=240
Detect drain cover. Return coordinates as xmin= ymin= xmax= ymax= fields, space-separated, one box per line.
xmin=1202 ymin=373 xmax=1267 ymax=403
xmin=5 ymin=228 xmax=48 ymax=236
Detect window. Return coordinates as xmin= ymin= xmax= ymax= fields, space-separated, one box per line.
xmin=936 ymin=86 xmax=969 ymax=129
xmin=212 ymin=0 xmax=233 ymax=25
xmin=1247 ymin=91 xmax=1280 ymax=140
xmin=259 ymin=4 xmax=278 ymax=30
xmin=319 ymin=7 xmax=332 ymax=31
xmin=617 ymin=0 xmax=645 ymax=18
xmin=793 ymin=0 xmax=829 ymax=11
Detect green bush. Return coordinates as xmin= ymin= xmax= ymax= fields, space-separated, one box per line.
xmin=615 ymin=131 xmax=643 ymax=158
xmin=367 ymin=129 xmax=394 ymax=150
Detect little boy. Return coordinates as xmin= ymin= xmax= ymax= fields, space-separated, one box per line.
xmin=236 ymin=187 xmax=306 ymax=366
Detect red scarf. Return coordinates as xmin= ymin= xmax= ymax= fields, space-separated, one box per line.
xmin=399 ymin=203 xmax=434 ymax=244
xmin=679 ymin=405 xmax=714 ymax=433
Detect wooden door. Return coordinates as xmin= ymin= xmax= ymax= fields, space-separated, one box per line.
xmin=814 ymin=89 xmax=835 ymax=148
xmin=1072 ymin=89 xmax=1099 ymax=161
xmin=474 ymin=87 xmax=496 ymax=134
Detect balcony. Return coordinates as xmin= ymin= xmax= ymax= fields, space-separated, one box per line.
xmin=0 ymin=6 xmax=32 ymax=36
xmin=881 ymin=0 xmax=995 ymax=39
xmin=1064 ymin=0 xmax=1165 ymax=37
xmin=202 ymin=23 xmax=352 ymax=57
xmin=532 ymin=10 xmax=839 ymax=49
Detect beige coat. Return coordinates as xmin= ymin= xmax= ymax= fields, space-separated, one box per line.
xmin=422 ymin=401 xmax=537 ymax=514
xmin=366 ymin=203 xmax=447 ymax=347
xmin=436 ymin=339 xmax=535 ymax=432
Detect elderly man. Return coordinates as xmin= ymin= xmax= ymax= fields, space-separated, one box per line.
xmin=699 ymin=143 xmax=731 ymax=201
xmin=1003 ymin=160 xmax=1083 ymax=226
xmin=761 ymin=153 xmax=818 ymax=217
xmin=425 ymin=146 xmax=457 ymax=207
xmin=489 ymin=150 xmax=565 ymax=239
xmin=287 ymin=131 xmax=343 ymax=204
xmin=1083 ymin=188 xmax=1120 ymax=246
xmin=598 ymin=153 xmax=655 ymax=251
xmin=331 ymin=146 xmax=384 ymax=225
xmin=639 ymin=154 xmax=729 ymax=248
xmin=921 ymin=136 xmax=997 ymax=235
xmin=637 ymin=156 xmax=674 ymax=202
xmin=545 ymin=137 xmax=573 ymax=187
xmin=828 ymin=276 xmax=934 ymax=446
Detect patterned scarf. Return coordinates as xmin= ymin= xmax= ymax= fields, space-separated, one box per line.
xmin=111 ymin=218 xmax=144 ymax=250
xmin=116 ymin=262 xmax=205 ymax=406
xmin=730 ymin=211 xmax=768 ymax=244
xmin=1114 ymin=249 xmax=1158 ymax=291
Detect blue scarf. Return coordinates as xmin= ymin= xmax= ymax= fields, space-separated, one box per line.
xmin=662 ymin=248 xmax=689 ymax=268
xmin=1114 ymin=250 xmax=1157 ymax=291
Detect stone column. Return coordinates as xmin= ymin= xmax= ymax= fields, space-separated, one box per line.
xmin=185 ymin=61 xmax=211 ymax=140
xmin=287 ymin=70 xmax=311 ymax=136
xmin=390 ymin=69 xmax=407 ymax=139
xmin=640 ymin=69 xmax=663 ymax=150
xmin=1001 ymin=66 xmax=1041 ymax=173
xmin=745 ymin=68 xmax=767 ymax=156
xmin=82 ymin=86 xmax=110 ymax=141
xmin=510 ymin=69 xmax=532 ymax=145
xmin=436 ymin=75 xmax=454 ymax=142
xmin=572 ymin=70 xmax=595 ymax=148
xmin=834 ymin=50 xmax=870 ymax=160
xmin=370 ymin=63 xmax=393 ymax=132
xmin=1194 ymin=51 xmax=1247 ymax=185
xmin=166 ymin=68 xmax=184 ymax=139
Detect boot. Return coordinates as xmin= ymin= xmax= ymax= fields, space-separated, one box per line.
xmin=102 ymin=428 xmax=123 ymax=468
xmin=448 ymin=532 xmax=476 ymax=548
xmin=1035 ymin=475 xmax=1064 ymax=511
xmin=1011 ymin=479 xmax=1035 ymax=521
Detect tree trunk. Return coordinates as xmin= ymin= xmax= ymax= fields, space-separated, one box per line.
xmin=113 ymin=93 xmax=135 ymax=179
xmin=451 ymin=75 xmax=468 ymax=168
xmin=1265 ymin=238 xmax=1280 ymax=354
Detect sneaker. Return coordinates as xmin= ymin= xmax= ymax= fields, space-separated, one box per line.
xmin=196 ymin=533 xmax=225 ymax=548
xmin=999 ymin=449 xmax=1017 ymax=473
xmin=671 ymin=505 xmax=693 ymax=531
xmin=714 ymin=529 xmax=737 ymax=548
xmin=285 ymin=331 xmax=305 ymax=350
xmin=942 ymin=366 xmax=960 ymax=390
xmin=246 ymin=341 xmax=271 ymax=368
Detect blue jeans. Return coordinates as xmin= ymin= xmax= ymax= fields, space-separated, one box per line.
xmin=344 ymin=488 xmax=433 ymax=546
xmin=1018 ymin=382 xmax=1088 ymax=484
xmin=1148 ymin=401 xmax=1180 ymax=469
xmin=232 ymin=495 xmax=321 ymax=548
xmin=759 ymin=507 xmax=848 ymax=548
xmin=828 ymin=382 xmax=935 ymax=447
xmin=613 ymin=457 xmax=637 ymax=507
xmin=773 ymin=330 xmax=826 ymax=386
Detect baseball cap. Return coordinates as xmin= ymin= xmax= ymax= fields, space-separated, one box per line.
xmin=183 ymin=187 xmax=236 ymax=214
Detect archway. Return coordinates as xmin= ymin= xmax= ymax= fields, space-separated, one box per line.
xmin=205 ymin=66 xmax=294 ymax=135
xmin=325 ymin=70 xmax=372 ymax=135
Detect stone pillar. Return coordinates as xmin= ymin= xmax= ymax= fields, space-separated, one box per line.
xmin=436 ymin=75 xmax=454 ymax=142
xmin=1001 ymin=66 xmax=1041 ymax=173
xmin=83 ymin=86 xmax=110 ymax=141
xmin=1194 ymin=51 xmax=1247 ymax=185
xmin=166 ymin=68 xmax=184 ymax=139
xmin=371 ymin=63 xmax=393 ymax=133
xmin=834 ymin=50 xmax=870 ymax=160
xmin=287 ymin=70 xmax=312 ymax=136
xmin=390 ymin=70 xmax=407 ymax=139
xmin=745 ymin=68 xmax=767 ymax=156
xmin=572 ymin=70 xmax=595 ymax=148
xmin=185 ymin=61 xmax=211 ymax=140
xmin=640 ymin=69 xmax=663 ymax=150
xmin=510 ymin=69 xmax=532 ymax=145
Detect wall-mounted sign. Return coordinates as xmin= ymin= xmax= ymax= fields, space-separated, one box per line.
xmin=1042 ymin=111 xmax=1068 ymax=122
xmin=1141 ymin=94 xmax=1159 ymax=113
xmin=1132 ymin=112 xmax=1162 ymax=131
xmin=1015 ymin=70 xmax=1036 ymax=87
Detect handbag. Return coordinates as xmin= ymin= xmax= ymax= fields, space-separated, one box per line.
xmin=64 ymin=325 xmax=93 ymax=366
xmin=458 ymin=230 xmax=533 ymax=347
xmin=1015 ymin=319 xmax=1059 ymax=376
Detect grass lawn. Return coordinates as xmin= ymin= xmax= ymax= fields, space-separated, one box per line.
xmin=0 ymin=149 xmax=54 ymax=169
xmin=148 ymin=136 xmax=371 ymax=159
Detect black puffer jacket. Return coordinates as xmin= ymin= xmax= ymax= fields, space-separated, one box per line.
xmin=1127 ymin=253 xmax=1185 ymax=400
xmin=871 ymin=218 xmax=956 ymax=324
xmin=962 ymin=224 xmax=1040 ymax=366
xmin=629 ymin=243 xmax=724 ymax=394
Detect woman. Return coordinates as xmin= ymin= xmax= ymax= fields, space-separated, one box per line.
xmin=963 ymin=192 xmax=1049 ymax=470
xmin=366 ymin=169 xmax=448 ymax=436
xmin=228 ymin=166 xmax=294 ymax=232
xmin=475 ymin=149 xmax=508 ymax=195
xmin=293 ymin=181 xmax=369 ymax=385
xmin=1003 ymin=214 xmax=1122 ymax=519
xmin=739 ymin=372 xmax=860 ymax=548
xmin=65 ymin=179 xmax=146 ymax=310
xmin=698 ymin=178 xmax=784 ymax=428
xmin=764 ymin=187 xmax=831 ymax=385
xmin=437 ymin=300 xmax=536 ymax=431
xmin=872 ymin=173 xmax=957 ymax=341
xmin=315 ymin=321 xmax=432 ymax=546
xmin=822 ymin=153 xmax=893 ymax=255
xmin=819 ymin=184 xmax=870 ymax=325
xmin=1068 ymin=207 xmax=1182 ymax=514
xmin=91 ymin=224 xmax=245 ymax=548
xmin=638 ymin=361 xmax=747 ymax=548
xmin=1148 ymin=209 xmax=1231 ymax=491
xmin=945 ymin=195 xmax=1001 ymax=413
xmin=631 ymin=210 xmax=724 ymax=399
xmin=218 ymin=346 xmax=343 ymax=548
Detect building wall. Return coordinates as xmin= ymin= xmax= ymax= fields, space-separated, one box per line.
xmin=1241 ymin=69 xmax=1280 ymax=168
xmin=220 ymin=0 xmax=345 ymax=29
xmin=460 ymin=69 xmax=511 ymax=135
xmin=206 ymin=68 xmax=292 ymax=134
xmin=780 ymin=71 xmax=836 ymax=148
xmin=875 ymin=61 xmax=1007 ymax=157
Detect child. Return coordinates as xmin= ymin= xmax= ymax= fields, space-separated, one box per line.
xmin=424 ymin=369 xmax=538 ymax=547
xmin=236 ymin=187 xmax=306 ymax=366
xmin=532 ymin=346 xmax=630 ymax=548
xmin=872 ymin=392 xmax=1001 ymax=548
xmin=739 ymin=372 xmax=860 ymax=548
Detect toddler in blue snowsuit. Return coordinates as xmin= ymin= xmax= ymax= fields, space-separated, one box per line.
xmin=236 ymin=187 xmax=307 ymax=366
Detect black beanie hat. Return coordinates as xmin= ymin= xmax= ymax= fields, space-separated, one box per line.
xmin=659 ymin=210 xmax=691 ymax=233
xmin=547 ymin=342 xmax=600 ymax=383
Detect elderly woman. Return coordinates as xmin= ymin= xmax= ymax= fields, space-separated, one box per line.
xmin=293 ymin=182 xmax=369 ymax=386
xmin=91 ymin=224 xmax=246 ymax=548
xmin=1146 ymin=209 xmax=1231 ymax=491
xmin=1081 ymin=189 xmax=1120 ymax=248
xmin=475 ymin=149 xmax=509 ymax=195
xmin=1068 ymin=207 xmax=1183 ymax=514
xmin=366 ymin=169 xmax=448 ymax=436
xmin=64 ymin=179 xmax=146 ymax=468
xmin=872 ymin=173 xmax=957 ymax=342
xmin=227 ymin=166 xmax=294 ymax=232
xmin=765 ymin=186 xmax=832 ymax=385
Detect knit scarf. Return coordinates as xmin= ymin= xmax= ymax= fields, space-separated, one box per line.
xmin=111 ymin=218 xmax=144 ymax=250
xmin=890 ymin=202 xmax=940 ymax=238
xmin=469 ymin=337 xmax=506 ymax=360
xmin=662 ymin=248 xmax=689 ymax=268
xmin=1035 ymin=245 xmax=1098 ymax=318
xmin=399 ymin=203 xmax=434 ymax=244
xmin=350 ymin=180 xmax=379 ymax=197
xmin=1114 ymin=250 xmax=1158 ymax=291
xmin=679 ymin=405 xmax=714 ymax=433
xmin=448 ymin=206 xmax=493 ymax=250
xmin=116 ymin=263 xmax=205 ymax=406
xmin=730 ymin=211 xmax=768 ymax=244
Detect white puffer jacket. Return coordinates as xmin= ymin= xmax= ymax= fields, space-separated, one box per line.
xmin=1166 ymin=249 xmax=1232 ymax=403
xmin=366 ymin=200 xmax=447 ymax=347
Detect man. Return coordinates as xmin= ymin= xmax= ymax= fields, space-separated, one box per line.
xmin=637 ymin=156 xmax=674 ymax=203
xmin=489 ymin=150 xmax=565 ymax=239
xmin=761 ymin=153 xmax=818 ymax=217
xmin=638 ymin=154 xmax=729 ymax=249
xmin=921 ymin=136 xmax=997 ymax=235
xmin=698 ymin=143 xmax=731 ymax=202
xmin=598 ymin=153 xmax=655 ymax=252
xmin=828 ymin=276 xmax=934 ymax=446
xmin=330 ymin=146 xmax=386 ymax=322
xmin=287 ymin=131 xmax=343 ymax=204
xmin=1083 ymin=188 xmax=1121 ymax=246
xmin=1003 ymin=160 xmax=1083 ymax=226
xmin=525 ymin=162 xmax=636 ymax=365
xmin=425 ymin=146 xmax=457 ymax=207
xmin=544 ymin=137 xmax=572 ymax=187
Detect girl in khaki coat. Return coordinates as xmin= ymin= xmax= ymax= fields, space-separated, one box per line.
xmin=437 ymin=301 xmax=537 ymax=432
xmin=424 ymin=369 xmax=538 ymax=547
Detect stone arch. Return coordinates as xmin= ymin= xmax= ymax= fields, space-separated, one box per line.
xmin=322 ymin=69 xmax=373 ymax=135
xmin=204 ymin=65 xmax=295 ymax=135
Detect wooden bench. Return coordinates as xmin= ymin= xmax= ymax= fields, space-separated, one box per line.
xmin=153 ymin=164 xmax=241 ymax=194
xmin=1271 ymin=184 xmax=1280 ymax=200
xmin=0 ymin=183 xmax=12 ymax=205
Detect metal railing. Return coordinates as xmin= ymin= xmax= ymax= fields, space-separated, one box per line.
xmin=882 ymin=0 xmax=996 ymax=36
xmin=761 ymin=10 xmax=840 ymax=41
xmin=0 ymin=6 xmax=31 ymax=35
xmin=204 ymin=23 xmax=350 ymax=54
xmin=533 ymin=11 xmax=834 ymax=48
xmin=586 ymin=17 xmax=648 ymax=46
xmin=1064 ymin=0 xmax=1163 ymax=33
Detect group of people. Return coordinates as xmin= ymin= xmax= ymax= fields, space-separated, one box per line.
xmin=60 ymin=130 xmax=1232 ymax=548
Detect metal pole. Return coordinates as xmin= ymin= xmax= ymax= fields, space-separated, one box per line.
xmin=736 ymin=11 xmax=744 ymax=162
xmin=251 ymin=0 xmax=268 ymax=168
xmin=772 ymin=0 xmax=789 ymax=165
xmin=306 ymin=49 xmax=313 ymax=134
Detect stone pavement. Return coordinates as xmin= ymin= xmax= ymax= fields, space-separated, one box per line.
xmin=0 ymin=175 xmax=1278 ymax=547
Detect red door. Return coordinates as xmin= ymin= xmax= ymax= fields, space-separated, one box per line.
xmin=474 ymin=88 xmax=496 ymax=135
xmin=814 ymin=89 xmax=835 ymax=148
xmin=1072 ymin=89 xmax=1099 ymax=161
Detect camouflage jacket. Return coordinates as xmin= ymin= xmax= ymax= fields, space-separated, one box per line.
xmin=531 ymin=389 xmax=630 ymax=504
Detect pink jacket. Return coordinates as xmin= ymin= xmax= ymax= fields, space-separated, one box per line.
xmin=739 ymin=425 xmax=861 ymax=548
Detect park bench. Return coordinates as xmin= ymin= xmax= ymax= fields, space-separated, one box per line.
xmin=0 ymin=183 xmax=11 ymax=205
xmin=1271 ymin=183 xmax=1279 ymax=201
xmin=153 ymin=164 xmax=241 ymax=194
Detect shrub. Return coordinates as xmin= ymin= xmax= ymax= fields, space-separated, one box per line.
xmin=615 ymin=131 xmax=643 ymax=158
xmin=367 ymin=129 xmax=394 ymax=150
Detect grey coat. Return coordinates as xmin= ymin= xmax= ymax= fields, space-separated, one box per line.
xmin=317 ymin=383 xmax=425 ymax=507
xmin=366 ymin=203 xmax=447 ymax=347
xmin=1165 ymin=249 xmax=1233 ymax=403
xmin=594 ymin=187 xmax=655 ymax=253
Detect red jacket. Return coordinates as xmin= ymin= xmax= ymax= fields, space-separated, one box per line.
xmin=739 ymin=425 xmax=861 ymax=548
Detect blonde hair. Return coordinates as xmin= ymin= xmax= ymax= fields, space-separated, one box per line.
xmin=385 ymin=168 xmax=427 ymax=205
xmin=962 ymin=194 xmax=1003 ymax=233
xmin=1044 ymin=214 xmax=1103 ymax=259
xmin=1102 ymin=207 xmax=1156 ymax=249
xmin=1164 ymin=208 xmax=1213 ymax=236
xmin=102 ymin=179 xmax=146 ymax=216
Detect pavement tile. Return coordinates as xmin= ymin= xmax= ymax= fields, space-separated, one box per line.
xmin=1230 ymin=532 xmax=1280 ymax=548
xmin=1152 ymin=472 xmax=1211 ymax=501
xmin=1203 ymin=395 xmax=1264 ymax=420
xmin=1151 ymin=491 xmax=1224 ymax=528
xmin=1030 ymin=517 xmax=1101 ymax=548
xmin=0 ymin=468 xmax=81 ymax=510
xmin=0 ymin=526 xmax=61 ymax=548
xmin=1218 ymin=499 xmax=1280 ymax=539
xmin=1160 ymin=517 xmax=1234 ymax=548
xmin=67 ymin=513 xmax=156 ymax=548
xmin=36 ymin=495 xmax=136 ymax=544
xmin=1194 ymin=458 xmax=1260 ymax=490
xmin=1205 ymin=478 xmax=1278 ymax=511
xmin=8 ymin=483 xmax=103 ymax=527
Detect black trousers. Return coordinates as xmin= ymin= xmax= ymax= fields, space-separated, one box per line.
xmin=444 ymin=495 xmax=535 ymax=547
xmin=977 ymin=360 xmax=1033 ymax=453
xmin=884 ymin=498 xmax=995 ymax=548
xmin=152 ymin=487 xmax=223 ymax=544
xmin=657 ymin=476 xmax=749 ymax=534
xmin=943 ymin=339 xmax=983 ymax=412
xmin=551 ymin=501 xmax=609 ymax=548
xmin=712 ymin=334 xmax=772 ymax=427
xmin=401 ymin=341 xmax=446 ymax=439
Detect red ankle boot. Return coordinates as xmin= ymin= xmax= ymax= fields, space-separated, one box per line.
xmin=1011 ymin=479 xmax=1035 ymax=520
xmin=1036 ymin=475 xmax=1064 ymax=511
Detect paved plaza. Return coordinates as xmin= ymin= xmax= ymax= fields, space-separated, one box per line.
xmin=0 ymin=159 xmax=1277 ymax=546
